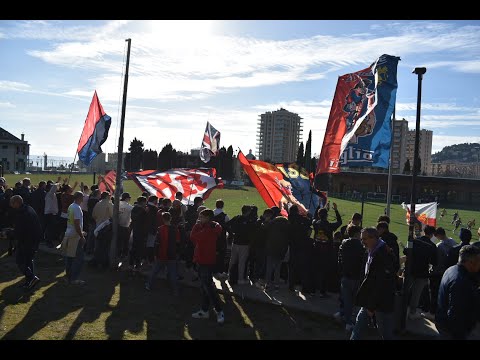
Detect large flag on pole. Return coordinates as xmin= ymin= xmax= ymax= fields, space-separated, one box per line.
xmin=200 ymin=121 xmax=221 ymax=163
xmin=317 ymin=54 xmax=400 ymax=174
xmin=129 ymin=168 xmax=222 ymax=205
xmin=401 ymin=202 xmax=438 ymax=227
xmin=238 ymin=150 xmax=321 ymax=216
xmin=77 ymin=91 xmax=111 ymax=166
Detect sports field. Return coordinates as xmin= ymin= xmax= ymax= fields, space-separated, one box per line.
xmin=4 ymin=173 xmax=479 ymax=246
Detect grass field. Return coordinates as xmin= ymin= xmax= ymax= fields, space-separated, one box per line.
xmin=0 ymin=241 xmax=432 ymax=340
xmin=4 ymin=173 xmax=479 ymax=246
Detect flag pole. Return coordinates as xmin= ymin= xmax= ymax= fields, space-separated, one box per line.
xmin=386 ymin=106 xmax=395 ymax=216
xmin=110 ymin=38 xmax=131 ymax=269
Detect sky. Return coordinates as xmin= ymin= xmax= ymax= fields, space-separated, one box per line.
xmin=1 ymin=20 xmax=480 ymax=160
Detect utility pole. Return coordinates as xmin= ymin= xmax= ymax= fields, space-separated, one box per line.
xmin=110 ymin=38 xmax=131 ymax=268
xmin=400 ymin=67 xmax=426 ymax=332
xmin=386 ymin=107 xmax=395 ymax=216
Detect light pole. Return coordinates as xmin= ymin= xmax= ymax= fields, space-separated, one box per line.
xmin=400 ymin=67 xmax=426 ymax=333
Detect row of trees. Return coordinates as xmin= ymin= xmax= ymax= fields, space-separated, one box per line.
xmin=296 ymin=130 xmax=317 ymax=172
xmin=124 ymin=138 xmax=236 ymax=180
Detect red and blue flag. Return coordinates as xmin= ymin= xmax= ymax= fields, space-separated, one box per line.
xmin=77 ymin=91 xmax=111 ymax=166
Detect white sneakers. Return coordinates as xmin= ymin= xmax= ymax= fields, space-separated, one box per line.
xmin=192 ymin=309 xmax=225 ymax=324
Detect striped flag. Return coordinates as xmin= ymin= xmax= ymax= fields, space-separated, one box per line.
xmin=77 ymin=91 xmax=111 ymax=166
xmin=200 ymin=121 xmax=221 ymax=163
xmin=129 ymin=168 xmax=223 ymax=205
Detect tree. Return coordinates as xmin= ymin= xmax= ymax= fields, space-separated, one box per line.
xmin=127 ymin=137 xmax=144 ymax=171
xmin=304 ymin=130 xmax=312 ymax=172
xmin=403 ymin=159 xmax=411 ymax=174
xmin=296 ymin=142 xmax=304 ymax=167
xmin=158 ymin=143 xmax=176 ymax=170
xmin=142 ymin=149 xmax=158 ymax=170
xmin=225 ymin=145 xmax=234 ymax=180
xmin=310 ymin=156 xmax=318 ymax=174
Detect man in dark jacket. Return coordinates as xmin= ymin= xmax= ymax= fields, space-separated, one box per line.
xmin=406 ymin=225 xmax=438 ymax=320
xmin=288 ymin=205 xmax=311 ymax=292
xmin=129 ymin=196 xmax=147 ymax=271
xmin=446 ymin=228 xmax=472 ymax=269
xmin=310 ymin=202 xmax=342 ymax=297
xmin=338 ymin=225 xmax=366 ymax=331
xmin=350 ymin=227 xmax=396 ymax=340
xmin=436 ymin=245 xmax=480 ymax=339
xmin=10 ymin=195 xmax=42 ymax=289
xmin=264 ymin=208 xmax=291 ymax=291
xmin=226 ymin=205 xmax=255 ymax=285
xmin=377 ymin=221 xmax=400 ymax=274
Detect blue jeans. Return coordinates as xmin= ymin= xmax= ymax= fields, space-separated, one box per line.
xmin=65 ymin=240 xmax=85 ymax=283
xmin=198 ymin=265 xmax=222 ymax=312
xmin=350 ymin=307 xmax=395 ymax=340
xmin=341 ymin=277 xmax=360 ymax=325
xmin=147 ymin=260 xmax=178 ymax=292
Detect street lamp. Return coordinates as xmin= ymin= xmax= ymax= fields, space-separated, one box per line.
xmin=400 ymin=67 xmax=426 ymax=333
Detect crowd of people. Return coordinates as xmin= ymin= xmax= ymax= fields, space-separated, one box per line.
xmin=1 ymin=175 xmax=480 ymax=339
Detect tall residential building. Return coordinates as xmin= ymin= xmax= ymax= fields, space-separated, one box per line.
xmin=0 ymin=127 xmax=30 ymax=172
xmin=406 ymin=129 xmax=433 ymax=175
xmin=256 ymin=108 xmax=302 ymax=163
xmin=391 ymin=118 xmax=409 ymax=174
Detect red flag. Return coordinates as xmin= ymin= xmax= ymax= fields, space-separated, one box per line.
xmin=98 ymin=170 xmax=116 ymax=194
xmin=77 ymin=91 xmax=111 ymax=166
xmin=129 ymin=168 xmax=222 ymax=205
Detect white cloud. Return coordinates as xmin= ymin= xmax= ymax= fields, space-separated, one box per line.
xmin=432 ymin=135 xmax=480 ymax=153
xmin=0 ymin=101 xmax=15 ymax=108
xmin=396 ymin=102 xmax=475 ymax=112
xmin=0 ymin=80 xmax=31 ymax=91
xmin=1 ymin=20 xmax=478 ymax=102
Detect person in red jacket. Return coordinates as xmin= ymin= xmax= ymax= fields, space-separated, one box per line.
xmin=145 ymin=212 xmax=180 ymax=295
xmin=190 ymin=209 xmax=224 ymax=324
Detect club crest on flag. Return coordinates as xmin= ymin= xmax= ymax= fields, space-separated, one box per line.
xmin=317 ymin=54 xmax=400 ymax=174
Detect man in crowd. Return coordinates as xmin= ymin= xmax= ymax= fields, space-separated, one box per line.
xmin=10 ymin=195 xmax=42 ymax=290
xmin=118 ymin=192 xmax=133 ymax=259
xmin=447 ymin=228 xmax=472 ymax=269
xmin=61 ymin=191 xmax=86 ymax=285
xmin=406 ymin=225 xmax=437 ymax=320
xmin=44 ymin=178 xmax=61 ymax=248
xmin=310 ymin=202 xmax=342 ymax=297
xmin=436 ymin=245 xmax=480 ymax=339
xmin=190 ymin=209 xmax=224 ymax=324
xmin=338 ymin=225 xmax=365 ymax=332
xmin=212 ymin=199 xmax=230 ymax=278
xmin=340 ymin=213 xmax=362 ymax=239
xmin=376 ymin=221 xmax=400 ymax=274
xmin=226 ymin=205 xmax=255 ymax=285
xmin=427 ymin=227 xmax=457 ymax=320
xmin=130 ymin=196 xmax=147 ymax=271
xmin=350 ymin=227 xmax=396 ymax=340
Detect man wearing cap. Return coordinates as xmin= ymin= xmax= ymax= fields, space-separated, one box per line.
xmin=118 ymin=192 xmax=133 ymax=259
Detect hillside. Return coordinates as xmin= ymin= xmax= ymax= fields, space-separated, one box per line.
xmin=432 ymin=142 xmax=480 ymax=163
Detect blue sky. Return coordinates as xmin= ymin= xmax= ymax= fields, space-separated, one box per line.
xmin=1 ymin=20 xmax=479 ymax=159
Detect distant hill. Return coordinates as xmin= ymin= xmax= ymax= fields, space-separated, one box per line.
xmin=432 ymin=143 xmax=480 ymax=163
